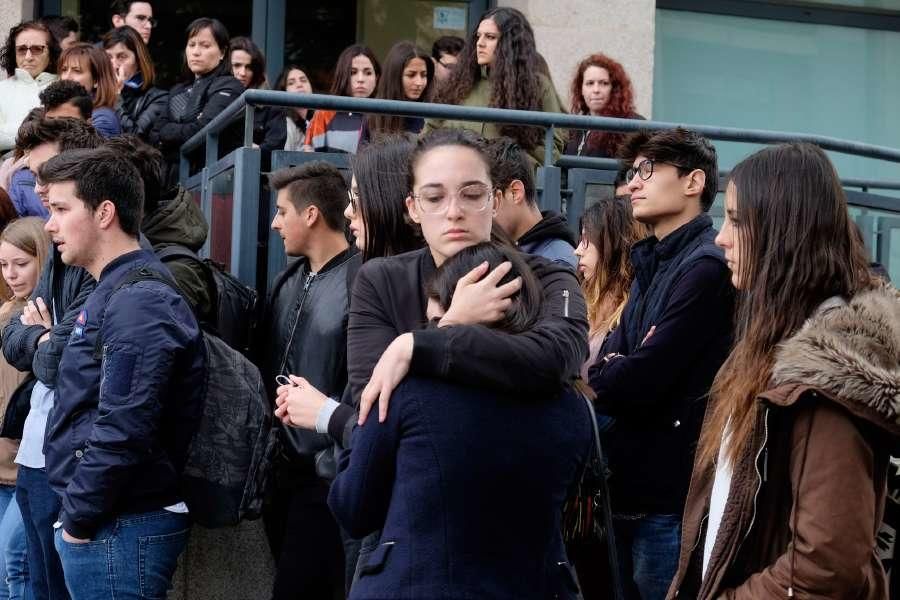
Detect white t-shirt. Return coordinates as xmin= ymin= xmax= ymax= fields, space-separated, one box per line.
xmin=703 ymin=426 xmax=734 ymax=579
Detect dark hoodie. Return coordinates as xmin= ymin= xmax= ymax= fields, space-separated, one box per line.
xmin=141 ymin=186 xmax=214 ymax=324
xmin=517 ymin=211 xmax=577 ymax=269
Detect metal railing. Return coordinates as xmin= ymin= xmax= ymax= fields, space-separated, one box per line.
xmin=179 ymin=89 xmax=900 ymax=290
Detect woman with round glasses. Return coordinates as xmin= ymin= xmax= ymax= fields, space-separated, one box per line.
xmin=327 ymin=238 xmax=591 ymax=598
xmin=0 ymin=21 xmax=59 ymax=152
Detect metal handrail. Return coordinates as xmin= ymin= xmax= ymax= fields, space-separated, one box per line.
xmin=556 ymin=155 xmax=900 ymax=192
xmin=180 ymin=89 xmax=900 ymax=175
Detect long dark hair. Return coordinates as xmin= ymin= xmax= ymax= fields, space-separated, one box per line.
xmin=367 ymin=41 xmax=434 ymax=137
xmin=435 ymin=7 xmax=545 ymax=150
xmin=330 ymin=44 xmax=380 ymax=97
xmin=229 ymin=36 xmax=267 ymax=89
xmin=427 ymin=240 xmax=541 ymax=333
xmin=101 ymin=26 xmax=155 ymax=90
xmin=180 ymin=18 xmax=231 ymax=81
xmin=696 ymin=143 xmax=875 ymax=471
xmin=1 ymin=20 xmax=60 ymax=77
xmin=569 ymin=53 xmax=637 ymax=157
xmin=350 ymin=135 xmax=422 ymax=261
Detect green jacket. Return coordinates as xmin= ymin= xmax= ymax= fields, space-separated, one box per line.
xmin=422 ymin=75 xmax=566 ymax=166
xmin=141 ymin=186 xmax=214 ymax=324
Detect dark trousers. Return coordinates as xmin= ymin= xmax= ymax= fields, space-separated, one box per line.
xmin=613 ymin=513 xmax=682 ymax=600
xmin=16 ymin=467 xmax=69 ymax=600
xmin=264 ymin=476 xmax=345 ymax=600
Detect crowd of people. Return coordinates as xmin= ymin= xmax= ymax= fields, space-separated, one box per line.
xmin=0 ymin=2 xmax=893 ymax=600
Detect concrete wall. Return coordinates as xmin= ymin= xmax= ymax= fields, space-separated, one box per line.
xmin=0 ymin=0 xmax=34 ymax=60
xmin=498 ymin=0 xmax=655 ymax=118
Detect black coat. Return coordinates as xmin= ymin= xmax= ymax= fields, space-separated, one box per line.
xmin=588 ymin=214 xmax=734 ymax=515
xmin=149 ymin=72 xmax=244 ymax=186
xmin=347 ymin=247 xmax=589 ymax=405
xmin=116 ymin=85 xmax=168 ymax=140
xmin=329 ymin=376 xmax=590 ymax=599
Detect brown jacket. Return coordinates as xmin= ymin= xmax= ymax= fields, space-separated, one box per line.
xmin=668 ymin=285 xmax=900 ymax=600
xmin=0 ymin=299 xmax=24 ymax=486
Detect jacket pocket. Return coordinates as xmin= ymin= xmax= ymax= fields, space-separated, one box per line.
xmin=100 ymin=343 xmax=141 ymax=403
xmin=356 ymin=541 xmax=394 ymax=578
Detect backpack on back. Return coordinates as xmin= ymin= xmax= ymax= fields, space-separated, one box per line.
xmin=108 ymin=268 xmax=276 ymax=528
xmin=156 ymin=244 xmax=258 ymax=355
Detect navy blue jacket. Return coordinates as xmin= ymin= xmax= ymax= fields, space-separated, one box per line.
xmin=589 ymin=214 xmax=734 ymax=515
xmin=329 ymin=377 xmax=591 ymax=600
xmin=45 ymin=249 xmax=205 ymax=539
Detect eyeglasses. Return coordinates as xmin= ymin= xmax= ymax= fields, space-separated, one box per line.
xmin=347 ymin=188 xmax=360 ymax=214
xmin=626 ymin=159 xmax=688 ymax=183
xmin=15 ymin=45 xmax=46 ymax=56
xmin=132 ymin=15 xmax=158 ymax=28
xmin=413 ymin=183 xmax=494 ymax=215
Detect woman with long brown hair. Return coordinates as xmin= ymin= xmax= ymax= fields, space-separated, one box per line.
xmin=574 ymin=197 xmax=645 ymax=379
xmin=667 ymin=143 xmax=899 ymax=599
xmin=566 ymin=53 xmax=642 ymax=158
xmin=362 ymin=41 xmax=434 ymax=141
xmin=57 ymin=43 xmax=121 ymax=137
xmin=421 ymin=7 xmax=565 ymax=166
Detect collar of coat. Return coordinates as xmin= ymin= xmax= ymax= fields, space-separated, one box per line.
xmin=761 ymin=283 xmax=900 ymax=437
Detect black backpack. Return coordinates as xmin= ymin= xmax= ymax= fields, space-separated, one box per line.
xmin=106 ymin=268 xmax=276 ymax=528
xmin=156 ymin=244 xmax=258 ymax=355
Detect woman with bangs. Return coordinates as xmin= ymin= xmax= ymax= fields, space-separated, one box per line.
xmin=57 ymin=43 xmax=121 ymax=137
xmin=101 ymin=26 xmax=167 ymax=141
xmin=667 ymin=143 xmax=899 ymax=600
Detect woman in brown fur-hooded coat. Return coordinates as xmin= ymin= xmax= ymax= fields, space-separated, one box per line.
xmin=667 ymin=143 xmax=900 ymax=600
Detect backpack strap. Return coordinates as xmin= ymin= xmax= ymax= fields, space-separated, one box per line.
xmin=156 ymin=244 xmax=202 ymax=264
xmin=92 ymin=268 xmax=187 ymax=361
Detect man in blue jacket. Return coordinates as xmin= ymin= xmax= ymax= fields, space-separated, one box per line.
xmin=588 ymin=128 xmax=735 ymax=600
xmin=38 ymin=148 xmax=205 ymax=599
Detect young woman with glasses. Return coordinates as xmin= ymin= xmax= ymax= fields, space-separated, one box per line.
xmin=327 ymin=239 xmax=591 ymax=598
xmin=0 ymin=21 xmax=59 ymax=152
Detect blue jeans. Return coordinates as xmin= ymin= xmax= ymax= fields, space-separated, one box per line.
xmin=16 ymin=467 xmax=67 ymax=600
xmin=0 ymin=486 xmax=31 ymax=600
xmin=613 ymin=513 xmax=682 ymax=600
xmin=54 ymin=509 xmax=189 ymax=600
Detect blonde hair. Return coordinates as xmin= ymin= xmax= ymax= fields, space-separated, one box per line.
xmin=0 ymin=217 xmax=50 ymax=303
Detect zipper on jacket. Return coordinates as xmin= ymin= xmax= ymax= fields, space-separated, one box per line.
xmin=741 ymin=407 xmax=770 ymax=545
xmin=277 ymin=272 xmax=316 ymax=377
xmin=562 ymin=290 xmax=570 ymax=317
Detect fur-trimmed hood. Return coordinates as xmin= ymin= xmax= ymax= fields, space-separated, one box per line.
xmin=771 ymin=284 xmax=900 ymax=434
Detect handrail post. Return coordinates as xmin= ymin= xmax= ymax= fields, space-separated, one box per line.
xmin=544 ymin=126 xmax=555 ymax=167
xmin=205 ymin=131 xmax=219 ymax=172
xmin=244 ymin=104 xmax=255 ymax=147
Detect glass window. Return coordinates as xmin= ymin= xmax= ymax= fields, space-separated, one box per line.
xmin=654 ymin=9 xmax=900 ymax=192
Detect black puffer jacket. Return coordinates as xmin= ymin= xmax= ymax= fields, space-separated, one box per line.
xmin=149 ymin=70 xmax=244 ymax=186
xmin=117 ymin=84 xmax=168 ymax=140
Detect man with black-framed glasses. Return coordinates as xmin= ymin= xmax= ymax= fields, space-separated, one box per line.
xmin=110 ymin=1 xmax=155 ymax=44
xmin=588 ymin=128 xmax=735 ymax=600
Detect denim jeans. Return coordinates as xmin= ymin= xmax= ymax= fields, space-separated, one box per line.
xmin=613 ymin=513 xmax=682 ymax=600
xmin=54 ymin=509 xmax=188 ymax=600
xmin=16 ymin=467 xmax=67 ymax=600
xmin=0 ymin=486 xmax=31 ymax=600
